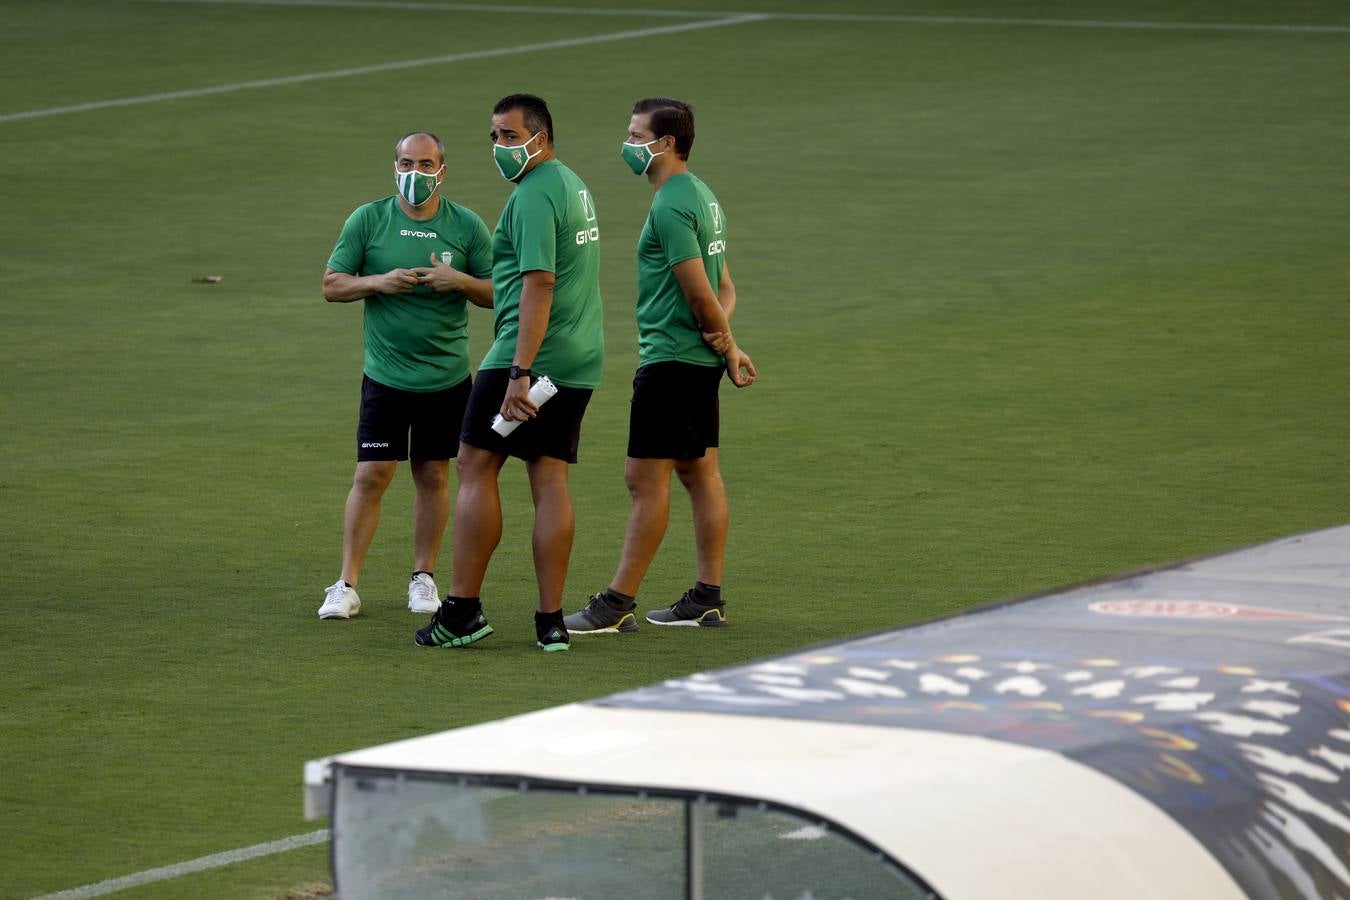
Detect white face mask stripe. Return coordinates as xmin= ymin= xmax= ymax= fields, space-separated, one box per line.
xmin=429 ymin=164 xmax=444 ymax=204
xmin=393 ymin=164 xmax=444 ymax=206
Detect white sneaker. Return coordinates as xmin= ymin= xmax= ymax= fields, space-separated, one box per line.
xmin=407 ymin=572 xmax=440 ymax=614
xmin=318 ymin=580 xmax=361 ymax=619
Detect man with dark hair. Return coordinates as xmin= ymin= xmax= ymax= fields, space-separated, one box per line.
xmin=318 ymin=131 xmax=494 ymax=620
xmin=416 ymin=94 xmax=604 ymax=653
xmin=493 ymin=92 xmax=554 ymax=146
xmin=565 ymin=98 xmax=755 ymax=636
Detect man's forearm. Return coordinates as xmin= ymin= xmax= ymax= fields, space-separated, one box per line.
xmin=459 ymin=277 xmax=494 ymax=309
xmin=688 ymin=294 xmax=732 ymax=337
xmin=323 ymin=273 xmax=375 ymax=303
xmin=716 ymin=280 xmax=736 ymax=321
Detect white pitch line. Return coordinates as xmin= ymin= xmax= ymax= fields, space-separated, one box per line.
xmin=0 ymin=13 xmax=766 ymax=124
xmin=32 ymin=830 xmax=330 ymax=899
xmin=138 ymin=0 xmax=1350 ymax=33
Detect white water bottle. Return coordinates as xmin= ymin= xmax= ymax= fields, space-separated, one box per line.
xmin=491 ymin=376 xmax=558 ymax=436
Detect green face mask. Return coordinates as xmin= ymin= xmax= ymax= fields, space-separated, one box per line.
xmin=620 ymin=138 xmax=665 ymax=176
xmin=493 ymin=132 xmax=543 ymax=182
xmin=394 ymin=164 xmax=444 ymax=207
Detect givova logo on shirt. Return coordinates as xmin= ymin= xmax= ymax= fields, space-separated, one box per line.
xmin=707 ymin=202 xmax=725 ymax=255
xmin=400 ymin=229 xmax=437 ymax=238
xmin=575 ymin=189 xmax=600 ymax=245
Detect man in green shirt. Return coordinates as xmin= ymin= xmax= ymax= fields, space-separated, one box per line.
xmin=566 ymin=98 xmax=756 ymax=636
xmin=415 ymin=94 xmax=604 ymax=653
xmin=318 ymin=131 xmax=493 ymax=620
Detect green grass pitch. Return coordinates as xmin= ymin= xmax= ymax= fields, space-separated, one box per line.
xmin=2 ymin=0 xmax=1348 ymax=896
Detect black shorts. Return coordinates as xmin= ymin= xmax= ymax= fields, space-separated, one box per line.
xmin=356 ymin=374 xmax=471 ymax=462
xmin=627 ymin=361 xmax=724 ymax=460
xmin=459 ymin=368 xmax=593 ymax=464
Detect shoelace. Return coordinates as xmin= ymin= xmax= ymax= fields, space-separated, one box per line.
xmin=325 ymin=583 xmax=348 ymax=604
xmin=409 ymin=576 xmax=436 ymax=603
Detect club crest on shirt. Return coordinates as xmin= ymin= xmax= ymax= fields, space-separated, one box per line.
xmin=441 ymin=251 xmax=454 ymax=266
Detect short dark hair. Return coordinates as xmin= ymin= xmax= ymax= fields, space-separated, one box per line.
xmin=493 ymin=93 xmax=554 ymax=144
xmin=394 ymin=131 xmax=444 ymax=163
xmin=632 ymin=97 xmax=694 ymax=160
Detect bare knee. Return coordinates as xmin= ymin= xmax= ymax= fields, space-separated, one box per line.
xmin=625 ymin=458 xmax=673 ymax=500
xmin=527 ymin=457 xmax=572 ymax=503
xmin=456 ymin=445 xmax=503 ymax=485
xmin=674 ymin=454 xmax=720 ymax=491
xmin=624 ymin=467 xmax=659 ymax=497
xmin=352 ymin=461 xmax=397 ymax=495
xmin=411 ymin=459 xmax=450 ymax=493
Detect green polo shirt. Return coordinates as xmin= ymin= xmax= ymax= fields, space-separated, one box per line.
xmin=480 ymin=159 xmax=604 ymax=388
xmin=634 ymin=172 xmax=725 ymax=368
xmin=327 ymin=195 xmax=492 ymax=391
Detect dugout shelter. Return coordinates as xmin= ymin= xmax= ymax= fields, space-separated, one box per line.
xmin=305 ymin=526 xmax=1350 ymax=899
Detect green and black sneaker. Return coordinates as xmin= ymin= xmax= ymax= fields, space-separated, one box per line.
xmin=415 ymin=597 xmax=493 ymax=648
xmin=646 ymin=590 xmax=727 ymax=627
xmin=535 ymin=610 xmax=571 ymax=652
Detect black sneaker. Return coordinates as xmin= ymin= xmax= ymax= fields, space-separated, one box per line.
xmin=415 ymin=598 xmax=493 ymax=648
xmin=645 ymin=590 xmax=727 ymax=627
xmin=563 ymin=592 xmax=640 ymax=635
xmin=535 ymin=611 xmax=571 ymax=652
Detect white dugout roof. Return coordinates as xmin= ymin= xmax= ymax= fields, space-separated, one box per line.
xmin=307 ymin=526 xmax=1350 ymax=899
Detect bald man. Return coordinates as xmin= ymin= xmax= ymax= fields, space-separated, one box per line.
xmin=317 ymin=131 xmax=494 ymax=620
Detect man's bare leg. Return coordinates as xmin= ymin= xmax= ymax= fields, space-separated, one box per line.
xmin=449 ymin=444 xmax=506 ymax=598
xmin=525 ymin=456 xmax=575 ymax=614
xmin=610 ymin=457 xmax=677 ymax=597
xmin=341 ymin=460 xmax=397 ymax=587
xmin=676 ymin=450 xmax=728 ymax=588
xmin=409 ymin=458 xmax=451 ymax=575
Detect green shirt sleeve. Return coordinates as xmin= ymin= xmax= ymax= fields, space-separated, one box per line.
xmin=511 ymin=190 xmax=557 ymax=274
xmin=326 ymin=206 xmax=368 ymax=274
xmin=467 ymin=213 xmax=494 ymax=279
xmin=652 ymin=201 xmax=702 ymax=268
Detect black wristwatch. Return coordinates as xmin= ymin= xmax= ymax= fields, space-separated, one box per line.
xmin=508 ymin=365 xmax=531 ymax=381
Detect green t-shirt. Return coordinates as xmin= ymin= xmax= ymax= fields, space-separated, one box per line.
xmin=480 ymin=159 xmax=604 ymax=388
xmin=635 ymin=172 xmax=725 ymax=368
xmin=327 ymin=195 xmax=492 ymax=392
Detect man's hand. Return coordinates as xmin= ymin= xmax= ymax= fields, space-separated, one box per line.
xmin=411 ymin=253 xmax=467 ymax=293
xmin=500 ymin=376 xmax=539 ymax=422
xmin=725 ymin=345 xmax=757 ymax=388
xmin=375 ymin=268 xmax=419 ymax=293
xmin=701 ymin=331 xmax=733 ymax=355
